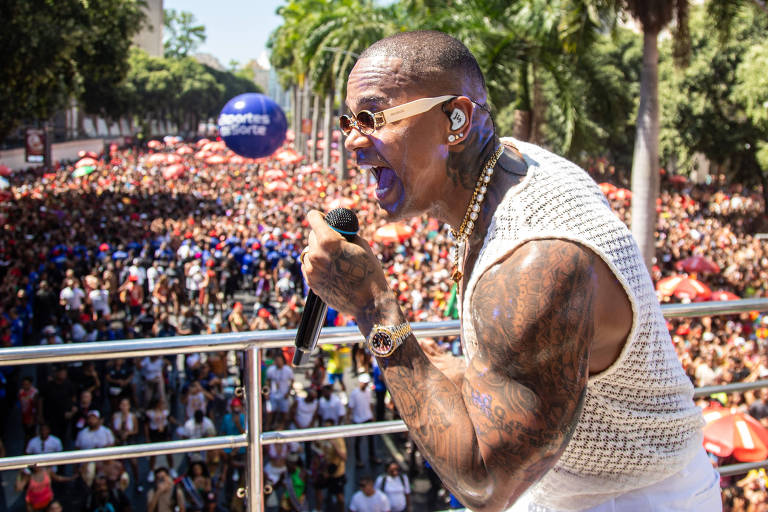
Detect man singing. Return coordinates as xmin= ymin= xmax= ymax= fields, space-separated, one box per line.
xmin=301 ymin=30 xmax=720 ymax=511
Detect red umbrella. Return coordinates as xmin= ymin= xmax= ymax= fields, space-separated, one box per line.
xmin=176 ymin=146 xmax=194 ymax=155
xmin=147 ymin=140 xmax=163 ymax=149
xmin=673 ymin=278 xmax=711 ymax=301
xmin=229 ymin=155 xmax=247 ymax=165
xmin=264 ymin=180 xmax=291 ymax=193
xmin=374 ymin=223 xmax=414 ymax=244
xmin=656 ymin=276 xmax=712 ymax=300
xmin=598 ymin=182 xmax=617 ymax=195
xmin=703 ymin=411 xmax=768 ymax=462
xmin=0 ymin=165 xmax=11 ymax=177
xmin=669 ymin=175 xmax=688 ymax=185
xmin=162 ymin=164 xmax=186 ymax=180
xmin=147 ymin=153 xmax=168 ymax=165
xmin=675 ymin=256 xmax=720 ymax=274
xmin=710 ymin=290 xmax=740 ymax=301
xmin=325 ymin=197 xmax=356 ymax=210
xmin=702 ymin=404 xmax=731 ymax=425
xmin=612 ymin=188 xmax=632 ymax=200
xmin=75 ymin=157 xmax=98 ymax=168
xmin=656 ymin=276 xmax=686 ymax=297
xmin=205 ymin=155 xmax=228 ymax=165
xmin=275 ymin=149 xmax=303 ymax=165
xmin=196 ymin=138 xmax=211 ymax=147
xmin=264 ymin=169 xmax=287 ymax=180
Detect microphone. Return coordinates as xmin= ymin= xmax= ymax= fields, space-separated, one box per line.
xmin=293 ymin=208 xmax=359 ymax=366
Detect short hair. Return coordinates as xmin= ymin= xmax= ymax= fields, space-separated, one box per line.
xmin=358 ymin=30 xmax=488 ymax=102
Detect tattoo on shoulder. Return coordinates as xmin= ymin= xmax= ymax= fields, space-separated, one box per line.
xmin=465 ymin=240 xmax=595 ymax=476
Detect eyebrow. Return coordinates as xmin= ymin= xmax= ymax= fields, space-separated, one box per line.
xmin=350 ymin=95 xmax=390 ymax=113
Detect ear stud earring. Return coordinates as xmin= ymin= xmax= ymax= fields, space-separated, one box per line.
xmin=448 ymin=134 xmax=457 ymax=143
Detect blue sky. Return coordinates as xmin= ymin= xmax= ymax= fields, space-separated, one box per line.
xmin=164 ymin=0 xmax=286 ymax=67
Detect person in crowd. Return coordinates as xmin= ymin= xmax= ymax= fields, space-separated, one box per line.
xmin=749 ymin=388 xmax=768 ymax=426
xmin=84 ymin=474 xmax=119 ymax=512
xmin=280 ymin=454 xmax=309 ymax=512
xmin=75 ymin=410 xmax=115 ymax=450
xmin=145 ymin=396 xmax=178 ymax=484
xmin=118 ymin=275 xmax=143 ymax=319
xmin=349 ymin=475 xmax=391 ymax=512
xmin=265 ymin=353 xmax=294 ymax=429
xmin=375 ymin=461 xmax=412 ymax=512
xmin=139 ymin=355 xmax=166 ymax=409
xmin=105 ymin=358 xmax=135 ymax=413
xmin=70 ymin=389 xmax=95 ymax=438
xmin=39 ymin=365 xmax=77 ymax=442
xmin=177 ymin=307 xmax=206 ymax=336
xmin=227 ymin=302 xmax=248 ymax=332
xmin=147 ymin=467 xmax=185 ymax=512
xmin=317 ymin=384 xmax=346 ymax=426
xmin=348 ymin=373 xmax=380 ymax=468
xmin=45 ymin=501 xmax=63 ymax=512
xmin=183 ymin=380 xmax=212 ymax=422
xmin=219 ymin=397 xmax=246 ymax=488
xmin=88 ymin=277 xmax=111 ymax=320
xmin=306 ymin=355 xmax=327 ymax=393
xmin=18 ymin=376 xmax=40 ymax=445
xmin=177 ymin=460 xmax=212 ymax=512
xmin=311 ymin=419 xmax=348 ymax=512
xmin=15 ymin=466 xmax=76 ymax=512
xmin=26 ymin=423 xmax=63 ymax=456
xmin=111 ymin=397 xmax=140 ymax=485
xmin=182 ymin=410 xmax=217 ymax=463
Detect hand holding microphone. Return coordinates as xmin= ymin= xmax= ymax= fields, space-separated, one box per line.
xmin=294 ymin=208 xmax=360 ymax=365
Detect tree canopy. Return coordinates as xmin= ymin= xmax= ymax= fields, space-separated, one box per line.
xmin=163 ymin=8 xmax=207 ymax=59
xmin=0 ymin=0 xmax=146 ymax=140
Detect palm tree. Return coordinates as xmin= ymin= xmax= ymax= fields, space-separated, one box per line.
xmin=625 ymin=0 xmax=689 ymax=270
xmin=294 ymin=0 xmax=402 ymax=175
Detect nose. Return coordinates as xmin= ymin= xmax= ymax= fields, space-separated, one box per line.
xmin=343 ymin=124 xmax=373 ymax=155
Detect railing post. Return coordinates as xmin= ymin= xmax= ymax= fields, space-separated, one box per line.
xmin=245 ymin=346 xmax=263 ymax=511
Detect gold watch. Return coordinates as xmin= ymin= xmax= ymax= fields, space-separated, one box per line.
xmin=367 ymin=322 xmax=412 ymax=357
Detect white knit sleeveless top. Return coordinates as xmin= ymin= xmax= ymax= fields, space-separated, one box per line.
xmin=460 ymin=138 xmax=704 ymax=511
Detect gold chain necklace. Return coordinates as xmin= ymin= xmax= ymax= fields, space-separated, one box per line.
xmin=449 ymin=144 xmax=504 ymax=283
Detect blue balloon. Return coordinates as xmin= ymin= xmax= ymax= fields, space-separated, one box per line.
xmin=218 ymin=93 xmax=287 ymax=158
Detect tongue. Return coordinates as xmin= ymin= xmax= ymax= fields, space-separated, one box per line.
xmin=376 ymin=168 xmax=396 ymax=197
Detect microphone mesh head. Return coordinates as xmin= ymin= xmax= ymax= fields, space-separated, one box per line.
xmin=325 ymin=208 xmax=359 ymax=235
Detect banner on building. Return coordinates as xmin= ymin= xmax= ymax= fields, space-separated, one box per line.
xmin=25 ymin=129 xmax=45 ymax=163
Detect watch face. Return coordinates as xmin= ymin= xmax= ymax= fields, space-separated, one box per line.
xmin=371 ymin=331 xmax=393 ymax=354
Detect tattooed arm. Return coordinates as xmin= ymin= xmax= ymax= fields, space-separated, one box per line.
xmin=364 ymin=240 xmax=593 ymax=511
xmin=302 ymin=213 xmax=593 ymax=511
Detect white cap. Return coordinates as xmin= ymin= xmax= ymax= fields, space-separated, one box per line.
xmin=358 ymin=373 xmax=371 ymax=384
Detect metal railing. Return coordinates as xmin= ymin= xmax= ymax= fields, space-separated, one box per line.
xmin=0 ymin=298 xmax=767 ymax=507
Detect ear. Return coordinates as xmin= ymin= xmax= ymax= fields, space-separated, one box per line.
xmin=443 ymin=96 xmax=474 ymax=146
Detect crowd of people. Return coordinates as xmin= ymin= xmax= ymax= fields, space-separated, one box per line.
xmin=0 ymin=139 xmax=765 ymax=511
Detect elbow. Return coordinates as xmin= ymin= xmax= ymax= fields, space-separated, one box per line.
xmin=455 ymin=484 xmax=528 ymax=512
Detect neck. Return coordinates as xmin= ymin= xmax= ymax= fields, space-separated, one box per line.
xmin=443 ymin=137 xmax=498 ymax=227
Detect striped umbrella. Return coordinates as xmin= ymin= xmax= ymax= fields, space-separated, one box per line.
xmin=703 ymin=411 xmax=768 ymax=462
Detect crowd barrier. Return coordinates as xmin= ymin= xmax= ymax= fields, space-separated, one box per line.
xmin=0 ymin=298 xmax=767 ymax=510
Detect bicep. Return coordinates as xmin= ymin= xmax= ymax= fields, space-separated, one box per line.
xmin=463 ymin=240 xmax=594 ymax=486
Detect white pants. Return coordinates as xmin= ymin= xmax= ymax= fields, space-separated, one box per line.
xmin=509 ymin=449 xmax=722 ymax=512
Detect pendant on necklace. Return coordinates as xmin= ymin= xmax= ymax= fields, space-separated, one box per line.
xmin=451 ymin=267 xmax=463 ymax=283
